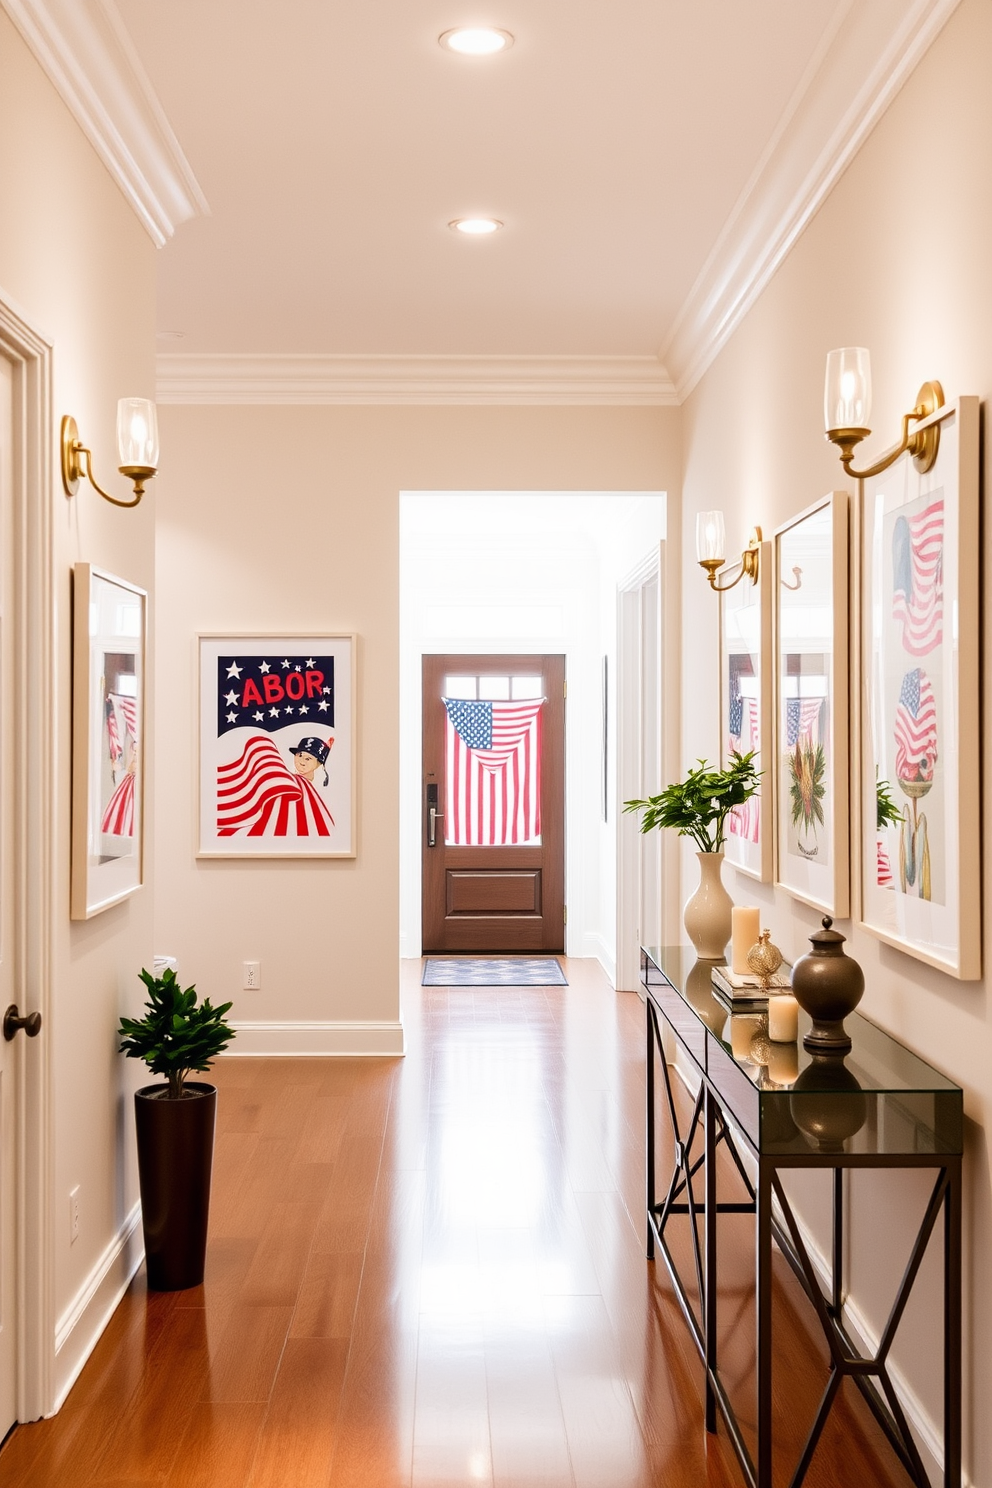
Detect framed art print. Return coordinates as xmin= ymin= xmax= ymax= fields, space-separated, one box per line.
xmin=198 ymin=634 xmax=356 ymax=857
xmin=859 ymin=397 xmax=980 ymax=979
xmin=720 ymin=540 xmax=773 ymax=880
xmin=774 ymin=493 xmax=849 ymax=916
xmin=71 ymin=565 xmax=146 ymax=919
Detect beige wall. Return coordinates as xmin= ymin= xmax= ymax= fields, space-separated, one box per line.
xmin=0 ymin=10 xmax=157 ymax=1405
xmin=154 ymin=403 xmax=678 ymax=1041
xmin=679 ymin=1 xmax=991 ymax=1477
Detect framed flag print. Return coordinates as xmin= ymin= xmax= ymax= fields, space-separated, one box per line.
xmin=198 ymin=634 xmax=356 ymax=858
xmin=773 ymin=493 xmax=850 ymax=917
xmin=859 ymin=397 xmax=981 ymax=978
xmin=720 ymin=539 xmax=773 ymax=880
xmin=71 ymin=565 xmax=147 ymax=919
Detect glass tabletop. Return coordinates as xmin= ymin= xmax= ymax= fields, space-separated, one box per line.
xmin=642 ymin=945 xmax=963 ymax=1156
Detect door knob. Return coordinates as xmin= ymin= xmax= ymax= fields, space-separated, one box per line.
xmin=3 ymin=1005 xmax=42 ymax=1042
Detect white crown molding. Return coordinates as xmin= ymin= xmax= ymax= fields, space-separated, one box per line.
xmin=156 ymin=353 xmax=679 ymax=407
xmin=1 ymin=0 xmax=208 ymax=247
xmin=662 ymin=0 xmax=962 ymax=402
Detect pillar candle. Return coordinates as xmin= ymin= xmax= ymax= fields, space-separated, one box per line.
xmin=768 ymin=1040 xmax=799 ymax=1084
xmin=731 ymin=906 xmax=761 ymax=974
xmin=768 ymin=993 xmax=799 ymax=1043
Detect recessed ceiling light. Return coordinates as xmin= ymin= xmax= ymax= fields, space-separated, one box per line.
xmin=449 ymin=218 xmax=503 ymax=235
xmin=439 ymin=28 xmax=513 ymax=55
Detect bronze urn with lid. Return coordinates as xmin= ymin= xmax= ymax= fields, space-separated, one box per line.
xmin=791 ymin=916 xmax=864 ymax=1053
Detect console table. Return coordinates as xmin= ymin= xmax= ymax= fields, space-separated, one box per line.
xmin=641 ymin=946 xmax=962 ymax=1488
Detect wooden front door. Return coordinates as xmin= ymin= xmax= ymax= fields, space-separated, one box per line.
xmin=422 ymin=654 xmax=565 ymax=953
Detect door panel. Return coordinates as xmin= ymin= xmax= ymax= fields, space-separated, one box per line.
xmin=0 ymin=355 xmax=16 ymax=1434
xmin=423 ymin=654 xmax=564 ymax=952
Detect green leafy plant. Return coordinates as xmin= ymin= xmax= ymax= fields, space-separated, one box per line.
xmin=623 ymin=751 xmax=760 ymax=854
xmin=118 ymin=968 xmax=235 ymax=1099
xmin=876 ymin=774 xmax=903 ymax=831
xmin=788 ymin=737 xmax=825 ymax=833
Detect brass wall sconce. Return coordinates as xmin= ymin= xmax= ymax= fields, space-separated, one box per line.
xmin=823 ymin=347 xmax=944 ymax=479
xmin=696 ymin=511 xmax=761 ymax=593
xmin=61 ymin=398 xmax=159 ymax=508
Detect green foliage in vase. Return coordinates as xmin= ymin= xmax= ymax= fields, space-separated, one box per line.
xmin=117 ymin=968 xmax=235 ymax=1099
xmin=789 ymin=737 xmax=825 ymax=833
xmin=623 ymin=751 xmax=760 ymax=855
xmin=876 ymin=774 xmax=903 ymax=831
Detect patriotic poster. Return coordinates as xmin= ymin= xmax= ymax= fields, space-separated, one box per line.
xmin=774 ymin=495 xmax=849 ymax=917
xmin=71 ymin=566 xmax=146 ymax=919
xmin=720 ymin=546 xmax=772 ymax=880
xmin=443 ymin=696 xmax=544 ymax=845
xmin=198 ymin=635 xmax=355 ymax=857
xmin=860 ymin=400 xmax=981 ymax=978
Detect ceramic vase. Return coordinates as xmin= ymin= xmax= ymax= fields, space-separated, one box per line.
xmin=683 ymin=851 xmax=733 ymax=959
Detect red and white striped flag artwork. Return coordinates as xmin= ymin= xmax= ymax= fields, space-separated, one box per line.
xmin=892 ymin=499 xmax=943 ymax=657
xmin=216 ymin=734 xmax=335 ymax=837
xmin=101 ymin=692 xmax=140 ymax=837
xmin=444 ymin=697 xmax=544 ymax=846
xmin=894 ymin=667 xmax=938 ymax=786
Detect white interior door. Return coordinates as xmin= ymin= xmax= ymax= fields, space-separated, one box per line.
xmin=0 ymin=353 xmax=17 ymax=1436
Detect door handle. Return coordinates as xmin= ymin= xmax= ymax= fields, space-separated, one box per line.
xmin=428 ymin=805 xmax=444 ymax=848
xmin=3 ymin=1005 xmax=42 ymax=1042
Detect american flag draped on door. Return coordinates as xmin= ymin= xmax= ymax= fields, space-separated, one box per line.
xmin=443 ymin=697 xmax=544 ymax=845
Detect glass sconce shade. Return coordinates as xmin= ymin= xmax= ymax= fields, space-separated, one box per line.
xmin=824 ymin=347 xmax=871 ymax=433
xmin=696 ymin=510 xmax=726 ymax=567
xmin=117 ymin=398 xmax=159 ymax=471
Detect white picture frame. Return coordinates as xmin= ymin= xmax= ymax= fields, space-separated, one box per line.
xmin=720 ymin=541 xmax=773 ymax=881
xmin=71 ymin=565 xmax=147 ymax=919
xmin=773 ymin=493 xmax=850 ymax=917
xmin=197 ymin=634 xmax=356 ymax=858
xmin=858 ymin=397 xmax=981 ymax=979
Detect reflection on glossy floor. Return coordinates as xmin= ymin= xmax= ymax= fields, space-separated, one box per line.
xmin=2 ymin=959 xmax=907 ymax=1487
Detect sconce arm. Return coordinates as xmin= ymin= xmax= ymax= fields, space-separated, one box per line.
xmin=701 ymin=560 xmax=747 ymax=593
xmin=830 ymin=381 xmax=944 ymax=481
xmin=61 ymin=415 xmax=154 ymax=507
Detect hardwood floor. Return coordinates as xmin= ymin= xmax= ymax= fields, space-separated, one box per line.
xmin=1 ymin=959 xmax=909 ymax=1487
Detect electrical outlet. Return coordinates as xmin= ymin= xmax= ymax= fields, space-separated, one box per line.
xmin=69 ymin=1186 xmax=80 ymax=1244
xmin=243 ymin=961 xmax=260 ymax=990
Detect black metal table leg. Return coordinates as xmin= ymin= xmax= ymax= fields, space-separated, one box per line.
xmin=756 ymin=1159 xmax=773 ymax=1488
xmin=646 ymin=993 xmax=656 ymax=1260
xmin=945 ymin=1156 xmax=962 ymax=1488
xmin=705 ymin=1084 xmax=717 ymax=1434
xmin=831 ymin=1166 xmax=843 ymax=1316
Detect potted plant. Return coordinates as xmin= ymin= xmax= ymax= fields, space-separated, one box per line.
xmin=118 ymin=967 xmax=235 ymax=1290
xmin=624 ymin=752 xmax=760 ymax=957
xmin=875 ymin=774 xmax=902 ymax=890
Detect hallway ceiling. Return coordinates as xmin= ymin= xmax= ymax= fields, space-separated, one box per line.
xmin=115 ymin=0 xmax=841 ymax=360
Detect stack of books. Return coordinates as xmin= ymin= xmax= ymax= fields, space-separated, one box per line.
xmin=711 ymin=963 xmax=792 ymax=1006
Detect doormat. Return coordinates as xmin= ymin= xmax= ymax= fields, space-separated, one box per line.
xmin=422 ymin=957 xmax=568 ymax=987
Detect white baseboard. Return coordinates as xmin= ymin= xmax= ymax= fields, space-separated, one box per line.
xmin=53 ymin=1202 xmax=144 ymax=1412
xmin=580 ymin=933 xmax=616 ymax=986
xmin=227 ymin=1020 xmax=405 ymax=1056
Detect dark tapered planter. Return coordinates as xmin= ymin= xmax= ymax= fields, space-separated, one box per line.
xmin=134 ymin=1081 xmax=216 ymax=1290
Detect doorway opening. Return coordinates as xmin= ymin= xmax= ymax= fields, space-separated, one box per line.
xmin=399 ymin=491 xmax=666 ymax=979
